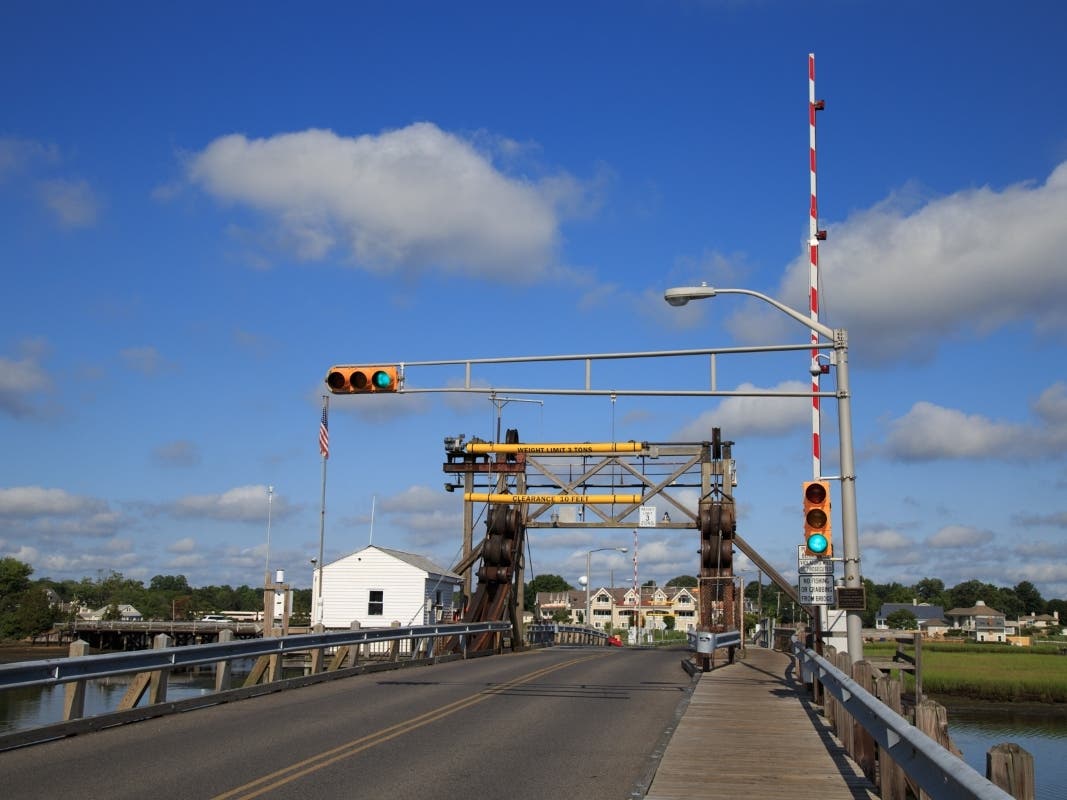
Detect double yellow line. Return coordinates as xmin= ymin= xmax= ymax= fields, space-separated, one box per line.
xmin=214 ymin=653 xmax=605 ymax=799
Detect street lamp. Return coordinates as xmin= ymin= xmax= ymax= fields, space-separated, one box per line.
xmin=586 ymin=547 xmax=628 ymax=629
xmin=664 ymin=283 xmax=863 ymax=659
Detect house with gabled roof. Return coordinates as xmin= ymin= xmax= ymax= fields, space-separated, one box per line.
xmin=81 ymin=603 xmax=143 ymax=621
xmin=945 ymin=600 xmax=1007 ymax=643
xmin=875 ymin=602 xmax=947 ymax=636
xmin=313 ymin=545 xmax=462 ymax=629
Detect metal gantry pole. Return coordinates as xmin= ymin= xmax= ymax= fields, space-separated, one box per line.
xmin=833 ymin=332 xmax=863 ymax=659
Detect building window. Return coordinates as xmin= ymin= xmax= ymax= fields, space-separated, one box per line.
xmin=368 ymin=590 xmax=384 ymax=616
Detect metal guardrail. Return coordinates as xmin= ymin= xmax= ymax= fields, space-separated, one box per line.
xmin=686 ymin=629 xmax=741 ymax=654
xmin=792 ymin=639 xmax=1013 ymax=800
xmin=0 ymin=621 xmax=511 ymax=691
xmin=526 ymin=623 xmax=611 ymax=646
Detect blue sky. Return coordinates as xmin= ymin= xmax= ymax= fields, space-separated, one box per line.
xmin=3 ymin=2 xmax=1067 ymax=603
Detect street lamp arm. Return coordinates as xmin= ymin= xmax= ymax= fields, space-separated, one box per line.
xmin=664 ymin=285 xmax=835 ymax=341
xmin=663 ymin=281 xmax=864 ymax=660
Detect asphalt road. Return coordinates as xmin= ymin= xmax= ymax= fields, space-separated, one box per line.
xmin=1 ymin=646 xmax=696 ymax=800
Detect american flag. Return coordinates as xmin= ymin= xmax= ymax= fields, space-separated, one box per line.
xmin=319 ymin=403 xmax=329 ymax=459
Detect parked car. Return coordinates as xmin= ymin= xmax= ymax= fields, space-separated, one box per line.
xmin=200 ymin=614 xmax=233 ymax=622
xmin=607 ymin=635 xmax=623 ymax=647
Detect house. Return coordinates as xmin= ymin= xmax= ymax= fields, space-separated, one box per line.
xmin=875 ymin=602 xmax=947 ymax=636
xmin=81 ymin=603 xmax=143 ymax=621
xmin=1014 ymin=611 xmax=1061 ymax=631
xmin=944 ymin=600 xmax=1007 ymax=643
xmin=312 ymin=545 xmax=462 ymax=629
xmin=534 ymin=585 xmax=701 ymax=631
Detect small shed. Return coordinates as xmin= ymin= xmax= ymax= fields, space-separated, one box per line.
xmin=312 ymin=545 xmax=462 ymax=629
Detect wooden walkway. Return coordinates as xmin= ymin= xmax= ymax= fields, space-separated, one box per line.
xmin=645 ymin=646 xmax=878 ymax=800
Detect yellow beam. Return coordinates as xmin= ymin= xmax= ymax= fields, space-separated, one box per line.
xmin=464 ymin=493 xmax=643 ymax=505
xmin=465 ymin=441 xmax=647 ymax=454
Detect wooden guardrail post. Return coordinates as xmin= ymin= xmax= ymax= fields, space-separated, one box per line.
xmin=851 ymin=661 xmax=878 ymax=781
xmin=119 ymin=633 xmax=173 ymax=710
xmin=215 ymin=629 xmax=234 ymax=691
xmin=834 ymin=651 xmax=854 ymax=756
xmin=914 ymin=699 xmax=962 ymax=800
xmin=874 ymin=671 xmax=907 ymax=800
xmin=987 ymin=743 xmax=1035 ymax=800
xmin=309 ymin=623 xmax=325 ymax=674
xmin=63 ymin=639 xmax=90 ymax=720
xmin=388 ymin=621 xmax=402 ymax=661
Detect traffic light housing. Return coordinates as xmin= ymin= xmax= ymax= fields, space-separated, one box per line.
xmin=326 ymin=365 xmax=401 ymax=394
xmin=803 ymin=480 xmax=832 ymax=557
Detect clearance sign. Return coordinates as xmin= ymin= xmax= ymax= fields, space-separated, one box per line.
xmin=464 ymin=493 xmax=643 ymax=505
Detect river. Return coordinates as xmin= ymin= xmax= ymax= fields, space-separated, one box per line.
xmin=941 ymin=699 xmax=1067 ymax=800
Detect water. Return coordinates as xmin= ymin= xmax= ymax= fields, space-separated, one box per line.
xmin=0 ymin=663 xmax=255 ymax=736
xmin=943 ymin=700 xmax=1067 ymax=800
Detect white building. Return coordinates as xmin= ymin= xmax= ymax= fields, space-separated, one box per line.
xmin=312 ymin=545 xmax=462 ymax=630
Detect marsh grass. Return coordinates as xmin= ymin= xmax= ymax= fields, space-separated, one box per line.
xmin=864 ymin=641 xmax=1067 ymax=702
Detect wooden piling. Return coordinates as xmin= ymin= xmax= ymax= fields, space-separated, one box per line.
xmin=987 ymin=743 xmax=1035 ymax=800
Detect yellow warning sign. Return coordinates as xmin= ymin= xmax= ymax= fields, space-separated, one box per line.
xmin=465 ymin=441 xmax=647 ymax=455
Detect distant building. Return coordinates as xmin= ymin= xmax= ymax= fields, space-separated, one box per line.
xmin=535 ymin=585 xmax=699 ymax=631
xmin=945 ymin=600 xmax=1007 ymax=643
xmin=875 ymin=602 xmax=947 ymax=636
xmin=312 ymin=545 xmax=462 ymax=630
xmin=1013 ymin=611 xmax=1060 ymax=631
xmin=81 ymin=604 xmax=143 ymax=621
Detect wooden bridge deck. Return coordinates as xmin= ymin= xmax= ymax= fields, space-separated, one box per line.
xmin=646 ymin=646 xmax=878 ymax=800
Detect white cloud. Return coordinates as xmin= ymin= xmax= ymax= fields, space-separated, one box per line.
xmin=0 ymin=136 xmax=59 ymax=180
xmin=729 ymin=161 xmax=1067 ymax=363
xmin=0 ymin=352 xmax=50 ymax=417
xmin=674 ymin=380 xmax=811 ymax=440
xmin=1014 ymin=511 xmax=1067 ymax=529
xmin=167 ymin=537 xmax=198 ymax=554
xmin=1034 ymin=382 xmax=1067 ymax=424
xmin=186 ymin=123 xmax=589 ymax=277
xmin=0 ymin=486 xmax=107 ymax=518
xmin=927 ymin=525 xmax=994 ymax=549
xmin=861 ymin=527 xmax=914 ymax=551
xmin=884 ymin=401 xmax=1018 ymax=460
xmin=169 ymin=485 xmax=289 ymax=522
xmin=883 ymin=384 xmax=1067 ymax=461
xmin=37 ymin=178 xmax=100 ymax=228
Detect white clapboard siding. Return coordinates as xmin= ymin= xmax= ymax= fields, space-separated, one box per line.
xmin=317 ymin=545 xmax=461 ymax=629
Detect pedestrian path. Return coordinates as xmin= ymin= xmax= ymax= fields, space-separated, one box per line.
xmin=645 ymin=646 xmax=878 ymax=799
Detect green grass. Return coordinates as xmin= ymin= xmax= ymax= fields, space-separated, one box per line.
xmin=864 ymin=641 xmax=1067 ymax=702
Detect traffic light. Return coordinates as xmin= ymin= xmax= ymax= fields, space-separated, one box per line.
xmin=803 ymin=480 xmax=832 ymax=557
xmin=325 ymin=365 xmax=401 ymax=394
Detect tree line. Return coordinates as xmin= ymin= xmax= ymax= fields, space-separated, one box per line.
xmin=0 ymin=557 xmax=311 ymax=641
xmin=4 ymin=555 xmax=1064 ymax=642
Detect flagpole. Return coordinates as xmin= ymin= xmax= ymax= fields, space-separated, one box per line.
xmin=317 ymin=395 xmax=330 ymax=627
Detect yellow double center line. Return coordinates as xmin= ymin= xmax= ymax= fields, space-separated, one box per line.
xmin=214 ymin=652 xmax=605 ymax=799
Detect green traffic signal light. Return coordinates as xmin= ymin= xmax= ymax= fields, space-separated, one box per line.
xmin=371 ymin=370 xmax=394 ymax=390
xmin=806 ymin=532 xmax=829 ymax=555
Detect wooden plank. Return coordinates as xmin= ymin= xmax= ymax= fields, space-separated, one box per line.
xmin=645 ymin=647 xmax=877 ymax=800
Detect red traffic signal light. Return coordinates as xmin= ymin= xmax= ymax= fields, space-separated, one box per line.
xmin=326 ymin=365 xmax=401 ymax=394
xmin=803 ymin=480 xmax=832 ymax=557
